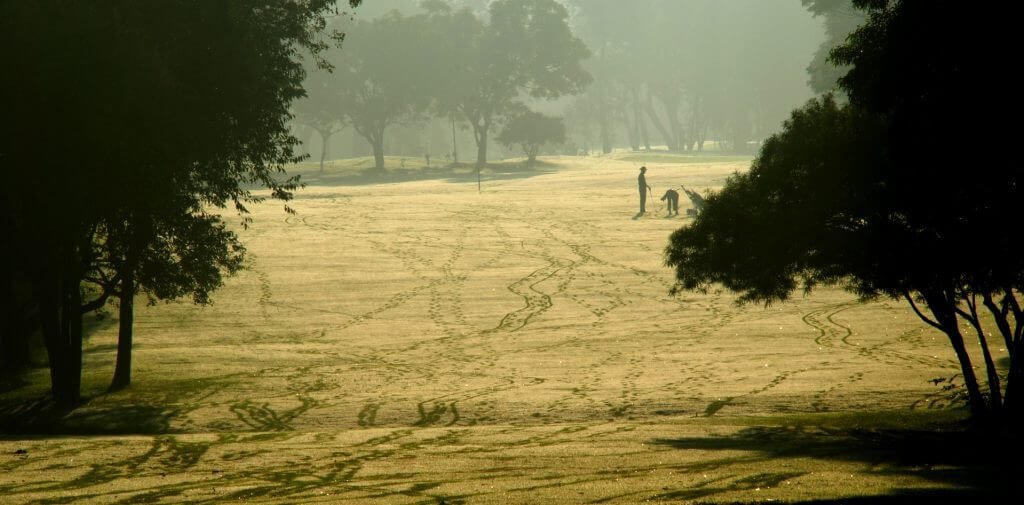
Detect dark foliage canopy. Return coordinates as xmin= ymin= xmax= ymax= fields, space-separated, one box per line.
xmin=0 ymin=0 xmax=360 ymax=404
xmin=496 ymin=111 xmax=567 ymax=163
xmin=665 ymin=0 xmax=1021 ymax=418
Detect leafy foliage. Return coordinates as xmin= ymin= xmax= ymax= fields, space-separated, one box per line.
xmin=495 ymin=112 xmax=567 ymax=165
xmin=300 ymin=11 xmax=436 ymax=171
xmin=567 ymin=0 xmax=822 ymax=153
xmin=665 ymin=1 xmax=1022 ymax=419
xmin=432 ymin=0 xmax=591 ymax=167
xmin=0 ymin=0 xmax=360 ymax=404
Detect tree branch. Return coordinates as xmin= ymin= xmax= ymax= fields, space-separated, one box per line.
xmin=982 ymin=291 xmax=1015 ymax=356
xmin=903 ymin=289 xmax=943 ymax=330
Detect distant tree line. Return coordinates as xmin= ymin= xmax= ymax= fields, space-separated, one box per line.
xmin=294 ymin=0 xmax=590 ymax=172
xmin=294 ymin=0 xmax=827 ymax=169
xmin=666 ymin=0 xmax=1021 ymax=422
xmin=0 ymin=1 xmax=360 ymax=407
xmin=564 ymin=0 xmax=824 ymax=155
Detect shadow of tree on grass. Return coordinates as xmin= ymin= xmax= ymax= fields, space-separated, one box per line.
xmin=295 ymin=161 xmax=557 ymax=188
xmin=0 ymin=396 xmax=177 ymax=435
xmin=652 ymin=417 xmax=1020 ymax=504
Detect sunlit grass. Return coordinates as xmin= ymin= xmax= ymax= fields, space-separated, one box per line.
xmin=616 ymin=151 xmax=753 ymax=164
xmin=713 ymin=408 xmax=971 ymax=431
xmin=1 ymin=154 xmax=998 ymax=504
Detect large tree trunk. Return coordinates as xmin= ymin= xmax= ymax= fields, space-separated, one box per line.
xmin=923 ymin=290 xmax=987 ymax=416
xmin=471 ymin=118 xmax=490 ymax=169
xmin=355 ymin=123 xmax=387 ymax=172
xmin=942 ymin=321 xmax=986 ymax=416
xmin=633 ymin=89 xmax=651 ymax=151
xmin=450 ymin=116 xmax=459 ymax=164
xmin=67 ymin=274 xmax=82 ymax=405
xmin=318 ymin=129 xmax=332 ymax=173
xmin=988 ymin=291 xmax=1023 ymax=419
xmin=110 ymin=269 xmax=134 ymax=391
xmin=1006 ymin=338 xmax=1023 ymax=419
xmin=691 ymin=98 xmax=707 ymax=152
xmin=475 ymin=138 xmax=487 ymax=168
xmin=526 ymin=145 xmax=538 ymax=167
xmin=959 ymin=297 xmax=1004 ymax=412
xmin=661 ymin=93 xmax=687 ymax=152
xmin=0 ymin=269 xmax=30 ymax=372
xmin=38 ymin=283 xmax=64 ymax=401
xmin=624 ymin=106 xmax=639 ymax=151
xmin=369 ymin=124 xmax=387 ymax=172
xmin=622 ymin=89 xmax=639 ymax=151
xmin=370 ymin=140 xmax=382 ymax=172
xmin=644 ymin=91 xmax=676 ymax=151
xmin=598 ymin=103 xmax=612 ymax=154
xmin=39 ymin=263 xmax=82 ymax=408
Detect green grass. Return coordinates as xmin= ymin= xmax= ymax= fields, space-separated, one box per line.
xmin=710 ymin=408 xmax=972 ymax=431
xmin=617 ymin=152 xmax=753 ymax=164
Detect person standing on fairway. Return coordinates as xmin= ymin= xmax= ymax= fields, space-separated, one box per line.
xmin=637 ymin=166 xmax=652 ymax=215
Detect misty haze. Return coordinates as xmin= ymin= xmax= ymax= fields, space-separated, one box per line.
xmin=0 ymin=1 xmax=1017 ymax=504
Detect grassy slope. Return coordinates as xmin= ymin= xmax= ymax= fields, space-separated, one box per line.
xmin=0 ymin=153 xmax=1010 ymax=504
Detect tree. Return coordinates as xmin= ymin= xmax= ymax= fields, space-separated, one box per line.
xmin=1 ymin=0 xmax=360 ymax=406
xmin=801 ymin=0 xmax=864 ymax=94
xmin=293 ymin=80 xmax=347 ymax=173
xmin=568 ymin=0 xmax=823 ymax=154
xmin=316 ymin=12 xmax=435 ymax=172
xmin=442 ymin=0 xmax=591 ymax=168
xmin=664 ymin=1 xmax=1020 ymax=421
xmin=495 ymin=111 xmax=566 ymax=166
xmin=420 ymin=1 xmax=480 ymax=165
xmin=90 ymin=212 xmax=245 ymax=391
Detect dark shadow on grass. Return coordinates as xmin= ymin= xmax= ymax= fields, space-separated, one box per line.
xmin=683 ymin=490 xmax=1000 ymax=505
xmin=296 ymin=161 xmax=557 ymax=188
xmin=0 ymin=396 xmax=176 ymax=435
xmin=652 ymin=416 xmax=1021 ymax=504
xmin=0 ymin=371 xmax=30 ymax=396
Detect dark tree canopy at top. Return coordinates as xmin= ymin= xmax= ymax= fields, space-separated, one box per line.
xmin=0 ymin=0 xmax=361 ymax=405
xmin=665 ymin=0 xmax=1021 ymax=420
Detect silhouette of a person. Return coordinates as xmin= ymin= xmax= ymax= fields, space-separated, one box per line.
xmin=637 ymin=166 xmax=652 ymax=214
xmin=661 ymin=188 xmax=679 ymax=216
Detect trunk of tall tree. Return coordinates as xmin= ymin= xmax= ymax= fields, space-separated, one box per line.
xmin=627 ymin=89 xmax=641 ymax=151
xmin=355 ymin=123 xmax=387 ymax=172
xmin=471 ymin=118 xmax=490 ymax=169
xmin=635 ymin=90 xmax=651 ymax=151
xmin=526 ymin=145 xmax=538 ymax=167
xmin=476 ymin=139 xmax=487 ymax=168
xmin=960 ymin=298 xmax=1004 ymax=412
xmin=967 ymin=316 xmax=1003 ymax=412
xmin=318 ymin=129 xmax=332 ymax=173
xmin=994 ymin=291 xmax=1023 ymax=419
xmin=644 ymin=92 xmax=676 ymax=151
xmin=110 ymin=269 xmax=134 ymax=391
xmin=944 ymin=322 xmax=987 ymax=416
xmin=1005 ymin=339 xmax=1023 ymax=419
xmin=64 ymin=268 xmax=82 ymax=407
xmin=922 ymin=290 xmax=987 ymax=416
xmin=598 ymin=103 xmax=612 ymax=154
xmin=39 ymin=264 xmax=82 ymax=408
xmin=371 ymin=136 xmax=385 ymax=172
xmin=451 ymin=116 xmax=459 ymax=164
xmin=663 ymin=97 xmax=686 ymax=152
xmin=0 ymin=270 xmax=29 ymax=372
xmin=595 ymin=45 xmax=613 ymax=154
xmin=624 ymin=110 xmax=639 ymax=151
xmin=301 ymin=126 xmax=316 ymax=158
